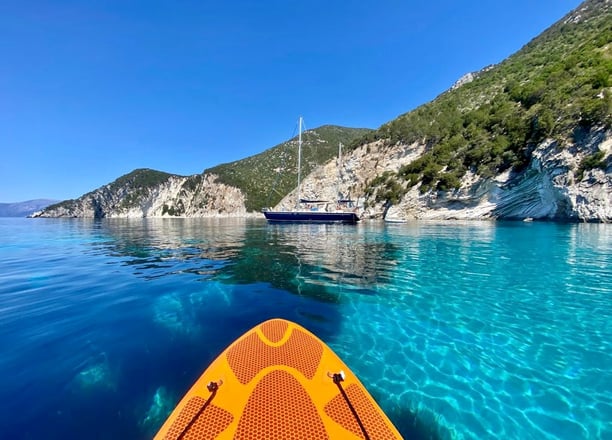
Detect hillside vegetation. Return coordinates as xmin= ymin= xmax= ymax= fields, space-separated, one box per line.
xmin=46 ymin=169 xmax=175 ymax=213
xmin=39 ymin=126 xmax=371 ymax=217
xmin=356 ymin=0 xmax=611 ymax=205
xmin=206 ymin=125 xmax=372 ymax=211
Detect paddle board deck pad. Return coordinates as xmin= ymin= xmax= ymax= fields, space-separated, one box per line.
xmin=155 ymin=318 xmax=403 ymax=439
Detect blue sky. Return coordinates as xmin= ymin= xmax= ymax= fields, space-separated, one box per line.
xmin=1 ymin=0 xmax=583 ymax=202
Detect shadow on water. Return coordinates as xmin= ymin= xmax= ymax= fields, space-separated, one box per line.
xmin=382 ymin=404 xmax=446 ymax=440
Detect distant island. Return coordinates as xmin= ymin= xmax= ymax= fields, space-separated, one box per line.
xmin=0 ymin=200 xmax=59 ymax=217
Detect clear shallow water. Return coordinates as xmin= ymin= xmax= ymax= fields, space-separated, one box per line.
xmin=0 ymin=218 xmax=610 ymax=439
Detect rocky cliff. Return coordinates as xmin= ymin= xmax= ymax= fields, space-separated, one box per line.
xmin=402 ymin=129 xmax=611 ymax=222
xmin=35 ymin=128 xmax=611 ymax=222
xmin=347 ymin=0 xmax=611 ymax=222
xmin=35 ymin=125 xmax=370 ymax=219
xmin=35 ymin=172 xmax=248 ymax=218
xmin=284 ymin=127 xmax=611 ymax=222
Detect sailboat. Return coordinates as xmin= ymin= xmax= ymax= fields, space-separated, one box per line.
xmin=263 ymin=117 xmax=360 ymax=224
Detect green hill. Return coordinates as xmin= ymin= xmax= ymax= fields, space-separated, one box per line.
xmin=44 ymin=169 xmax=176 ymax=215
xmin=37 ymin=127 xmax=372 ymax=217
xmin=355 ymin=0 xmax=610 ymax=203
xmin=206 ymin=125 xmax=372 ymax=211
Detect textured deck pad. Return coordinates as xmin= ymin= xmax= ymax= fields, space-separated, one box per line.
xmin=162 ymin=397 xmax=233 ymax=440
xmin=235 ymin=370 xmax=329 ymax=439
xmin=155 ymin=319 xmax=403 ymax=439
xmin=227 ymin=324 xmax=323 ymax=383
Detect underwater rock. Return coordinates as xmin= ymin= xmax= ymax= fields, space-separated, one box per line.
xmin=141 ymin=387 xmax=175 ymax=432
xmin=152 ymin=292 xmax=197 ymax=336
xmin=72 ymin=353 xmax=116 ymax=391
xmin=152 ymin=285 xmax=232 ymax=336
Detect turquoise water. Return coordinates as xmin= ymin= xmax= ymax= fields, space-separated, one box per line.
xmin=0 ymin=218 xmax=610 ymax=439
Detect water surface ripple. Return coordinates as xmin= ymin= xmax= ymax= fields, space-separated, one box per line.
xmin=0 ymin=218 xmax=610 ymax=439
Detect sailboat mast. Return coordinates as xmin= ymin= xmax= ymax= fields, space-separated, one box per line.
xmin=296 ymin=116 xmax=303 ymax=209
xmin=336 ymin=142 xmax=342 ymax=201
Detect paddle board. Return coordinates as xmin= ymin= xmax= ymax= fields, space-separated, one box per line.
xmin=154 ymin=318 xmax=403 ymax=439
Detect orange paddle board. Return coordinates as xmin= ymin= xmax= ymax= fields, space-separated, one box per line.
xmin=154 ymin=318 xmax=403 ymax=439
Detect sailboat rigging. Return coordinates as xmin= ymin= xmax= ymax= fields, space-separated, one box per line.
xmin=262 ymin=117 xmax=360 ymax=224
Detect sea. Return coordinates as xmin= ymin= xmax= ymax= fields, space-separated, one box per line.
xmin=0 ymin=217 xmax=610 ymax=440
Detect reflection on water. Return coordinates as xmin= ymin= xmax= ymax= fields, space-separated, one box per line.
xmin=91 ymin=218 xmax=246 ymax=280
xmin=93 ymin=219 xmax=406 ymax=302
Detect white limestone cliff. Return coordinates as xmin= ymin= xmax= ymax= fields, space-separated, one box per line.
xmin=285 ymin=128 xmax=611 ymax=222
xmin=35 ymin=174 xmax=249 ymax=218
xmin=36 ymin=128 xmax=610 ymax=222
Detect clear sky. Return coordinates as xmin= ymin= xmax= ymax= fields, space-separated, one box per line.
xmin=1 ymin=0 xmax=583 ymax=202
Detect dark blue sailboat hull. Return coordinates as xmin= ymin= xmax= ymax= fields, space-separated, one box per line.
xmin=263 ymin=210 xmax=359 ymax=224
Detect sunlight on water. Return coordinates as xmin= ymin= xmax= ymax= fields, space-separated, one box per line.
xmin=325 ymin=222 xmax=612 ymax=439
xmin=0 ymin=218 xmax=610 ymax=439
